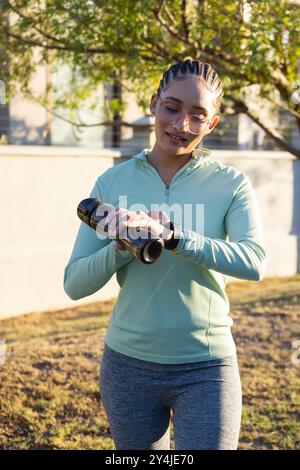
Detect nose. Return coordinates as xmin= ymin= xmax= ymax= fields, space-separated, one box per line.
xmin=173 ymin=113 xmax=190 ymax=132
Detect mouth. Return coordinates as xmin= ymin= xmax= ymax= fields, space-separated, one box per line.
xmin=165 ymin=131 xmax=188 ymax=145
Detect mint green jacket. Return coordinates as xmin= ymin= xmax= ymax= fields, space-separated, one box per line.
xmin=64 ymin=148 xmax=267 ymax=364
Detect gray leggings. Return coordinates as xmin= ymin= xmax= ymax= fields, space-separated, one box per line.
xmin=99 ymin=342 xmax=242 ymax=450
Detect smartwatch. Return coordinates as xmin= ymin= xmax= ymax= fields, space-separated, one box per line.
xmin=163 ymin=221 xmax=181 ymax=251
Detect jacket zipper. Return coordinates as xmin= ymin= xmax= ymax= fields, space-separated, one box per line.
xmin=165 ymin=185 xmax=170 ymax=204
xmin=143 ymin=157 xmax=195 ymax=205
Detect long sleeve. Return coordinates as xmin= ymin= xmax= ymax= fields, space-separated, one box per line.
xmin=172 ymin=175 xmax=267 ymax=281
xmin=63 ymin=178 xmax=134 ymax=300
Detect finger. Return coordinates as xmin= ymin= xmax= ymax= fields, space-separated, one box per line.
xmin=124 ymin=218 xmax=146 ymax=227
xmin=114 ymin=240 xmax=126 ymax=251
xmin=146 ymin=210 xmax=160 ymax=222
xmin=108 ymin=211 xmax=129 ymax=238
xmin=117 ymin=213 xmax=132 ymax=237
xmin=147 ymin=210 xmax=170 ymax=224
xmin=103 ymin=210 xmax=117 ymax=235
xmin=158 ymin=211 xmax=170 ymax=224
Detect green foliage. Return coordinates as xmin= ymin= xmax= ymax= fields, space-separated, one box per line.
xmin=0 ymin=0 xmax=299 ymax=153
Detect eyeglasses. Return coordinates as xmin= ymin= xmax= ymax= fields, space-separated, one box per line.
xmin=155 ymin=96 xmax=213 ymax=134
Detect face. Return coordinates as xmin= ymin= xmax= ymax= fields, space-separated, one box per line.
xmin=150 ymin=74 xmax=220 ymax=157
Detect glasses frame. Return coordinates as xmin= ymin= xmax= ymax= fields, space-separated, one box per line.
xmin=155 ymin=95 xmax=214 ymax=135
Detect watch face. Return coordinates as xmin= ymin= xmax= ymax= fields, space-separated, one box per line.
xmin=171 ymin=223 xmax=182 ymax=240
xmin=164 ymin=222 xmax=181 ymax=250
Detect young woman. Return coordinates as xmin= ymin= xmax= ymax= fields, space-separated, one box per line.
xmin=64 ymin=59 xmax=267 ymax=450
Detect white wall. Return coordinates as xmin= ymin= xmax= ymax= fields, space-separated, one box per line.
xmin=0 ymin=146 xmax=298 ymax=320
xmin=211 ymin=150 xmax=300 ymax=280
xmin=0 ymin=146 xmax=121 ymax=320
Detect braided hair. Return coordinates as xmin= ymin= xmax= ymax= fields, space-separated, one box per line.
xmin=156 ymin=59 xmax=224 ymax=114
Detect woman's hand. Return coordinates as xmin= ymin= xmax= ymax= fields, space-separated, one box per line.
xmin=103 ymin=208 xmax=173 ymax=252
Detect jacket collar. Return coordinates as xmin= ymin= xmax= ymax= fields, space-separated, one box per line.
xmin=133 ymin=147 xmax=211 ymax=170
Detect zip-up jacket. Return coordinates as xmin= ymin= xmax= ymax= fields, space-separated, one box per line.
xmin=63 ymin=148 xmax=267 ymax=364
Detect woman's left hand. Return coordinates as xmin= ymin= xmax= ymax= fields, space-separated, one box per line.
xmin=114 ymin=210 xmax=173 ymax=251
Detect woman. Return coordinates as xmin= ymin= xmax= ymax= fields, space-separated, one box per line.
xmin=64 ymin=59 xmax=267 ymax=450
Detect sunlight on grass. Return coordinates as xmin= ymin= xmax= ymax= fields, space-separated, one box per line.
xmin=0 ymin=276 xmax=299 ymax=450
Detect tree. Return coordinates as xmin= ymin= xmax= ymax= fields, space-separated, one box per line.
xmin=0 ymin=0 xmax=299 ymax=157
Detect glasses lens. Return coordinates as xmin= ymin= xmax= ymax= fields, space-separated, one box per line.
xmin=160 ymin=102 xmax=181 ymax=122
xmin=188 ymin=115 xmax=203 ymax=134
xmin=159 ymin=101 xmax=204 ymax=134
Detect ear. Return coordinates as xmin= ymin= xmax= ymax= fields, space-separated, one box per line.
xmin=150 ymin=94 xmax=159 ymax=116
xmin=205 ymin=115 xmax=219 ymax=135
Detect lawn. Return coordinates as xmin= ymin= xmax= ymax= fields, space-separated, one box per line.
xmin=0 ymin=274 xmax=299 ymax=450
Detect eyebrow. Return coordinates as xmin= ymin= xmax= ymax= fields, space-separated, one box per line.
xmin=163 ymin=96 xmax=208 ymax=115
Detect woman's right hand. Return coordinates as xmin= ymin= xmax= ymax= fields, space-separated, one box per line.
xmin=103 ymin=208 xmax=172 ymax=252
xmin=103 ymin=208 xmax=136 ymax=251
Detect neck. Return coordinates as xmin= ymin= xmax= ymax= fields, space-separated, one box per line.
xmin=147 ymin=142 xmax=193 ymax=173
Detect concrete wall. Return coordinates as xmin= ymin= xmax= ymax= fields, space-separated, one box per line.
xmin=0 ymin=145 xmax=121 ymax=320
xmin=210 ymin=150 xmax=300 ymax=279
xmin=0 ymin=145 xmax=299 ymax=320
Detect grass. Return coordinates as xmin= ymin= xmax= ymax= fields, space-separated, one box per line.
xmin=0 ymin=274 xmax=299 ymax=450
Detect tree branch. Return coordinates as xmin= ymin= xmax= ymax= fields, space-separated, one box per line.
xmin=24 ymin=90 xmax=154 ymax=130
xmin=268 ymin=96 xmax=300 ymax=121
xmin=144 ymin=37 xmax=180 ymax=62
xmin=6 ymin=29 xmax=158 ymax=62
xmin=6 ymin=29 xmax=81 ymax=52
xmin=164 ymin=5 xmax=177 ymax=26
xmin=150 ymin=5 xmax=189 ymax=44
xmin=270 ymin=68 xmax=294 ymax=103
xmin=181 ymin=0 xmax=190 ymax=40
xmin=7 ymin=1 xmax=72 ymax=48
xmin=230 ymin=96 xmax=300 ymax=158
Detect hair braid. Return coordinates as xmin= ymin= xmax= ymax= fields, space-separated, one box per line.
xmin=156 ymin=59 xmax=224 ymax=113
